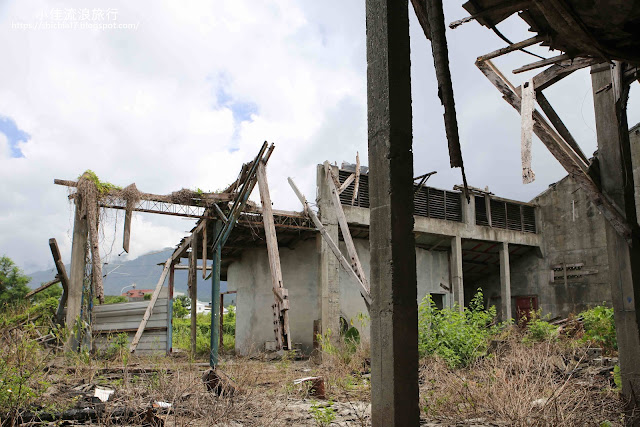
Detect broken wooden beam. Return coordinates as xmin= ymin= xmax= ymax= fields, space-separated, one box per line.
xmin=288 ymin=177 xmax=371 ymax=307
xmin=536 ymin=91 xmax=589 ymax=165
xmin=352 ymin=152 xmax=361 ymax=206
xmin=25 ymin=277 xmax=61 ymax=298
xmin=129 ymin=258 xmax=172 ymax=353
xmin=324 ymin=162 xmax=370 ymax=293
xmin=337 ymin=173 xmax=355 ymax=194
xmin=477 ymin=35 xmax=546 ymax=62
xmin=54 ymin=179 xmax=234 ymax=205
xmin=451 ymin=1 xmax=528 ymax=29
xmin=424 ymin=0 xmax=463 ymax=169
xmin=476 ymin=58 xmax=634 ymax=243
xmin=257 ymin=161 xmax=291 ymax=350
xmin=513 ymin=53 xmax=571 ymax=74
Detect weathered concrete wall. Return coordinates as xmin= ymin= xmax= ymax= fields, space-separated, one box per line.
xmin=228 ymin=235 xmax=450 ymax=354
xmin=227 ymin=239 xmax=319 ymax=355
xmin=338 ymin=238 xmax=449 ymax=340
xmin=503 ymin=176 xmax=612 ymax=318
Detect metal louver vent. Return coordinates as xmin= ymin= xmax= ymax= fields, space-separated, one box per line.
xmin=475 ymin=196 xmax=489 ymax=226
xmin=337 ymin=169 xmax=462 ymax=222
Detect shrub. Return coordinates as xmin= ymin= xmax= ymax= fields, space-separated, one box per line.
xmin=580 ymin=305 xmax=616 ymax=353
xmin=524 ymin=310 xmax=559 ymax=342
xmin=418 ymin=289 xmax=498 ymax=369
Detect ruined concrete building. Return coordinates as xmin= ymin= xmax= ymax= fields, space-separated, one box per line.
xmin=222 ymin=125 xmax=640 ymax=355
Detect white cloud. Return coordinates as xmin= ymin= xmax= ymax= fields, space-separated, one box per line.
xmin=0 ymin=1 xmax=637 ymax=273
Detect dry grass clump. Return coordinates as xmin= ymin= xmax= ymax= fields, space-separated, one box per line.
xmin=419 ymin=331 xmax=624 ymax=426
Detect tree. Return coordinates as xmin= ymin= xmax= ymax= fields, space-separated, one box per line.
xmin=0 ymin=256 xmax=31 ymax=307
xmin=173 ymin=295 xmax=190 ymax=318
xmin=33 ymin=283 xmax=63 ymax=304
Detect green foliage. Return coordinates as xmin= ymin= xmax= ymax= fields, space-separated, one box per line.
xmin=80 ymin=170 xmax=121 ymax=195
xmin=173 ymin=296 xmax=190 ymax=318
xmin=309 ymin=400 xmax=336 ymax=427
xmin=102 ymin=332 xmax=130 ymax=365
xmin=613 ymin=365 xmax=622 ymax=391
xmin=143 ymin=293 xmax=152 ymax=300
xmin=94 ymin=295 xmax=127 ymax=305
xmin=0 ymin=256 xmax=31 ymax=307
xmin=223 ymin=305 xmax=236 ymax=336
xmin=523 ymin=310 xmax=559 ymax=342
xmin=105 ymin=295 xmax=127 ymax=304
xmin=418 ymin=290 xmax=498 ymax=369
xmin=1 ymin=298 xmax=59 ymax=328
xmin=0 ymin=324 xmax=51 ymax=419
xmin=580 ymin=305 xmax=617 ymax=353
xmin=32 ymin=283 xmax=63 ymax=304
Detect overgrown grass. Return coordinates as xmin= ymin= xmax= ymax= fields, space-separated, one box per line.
xmin=172 ymin=306 xmax=236 ymax=356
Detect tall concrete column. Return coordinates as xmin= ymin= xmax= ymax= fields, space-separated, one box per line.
xmin=366 ymin=0 xmax=419 ymax=424
xmin=499 ymin=242 xmax=511 ymax=321
xmin=316 ymin=165 xmax=341 ymax=340
xmin=451 ymin=235 xmax=464 ymax=310
xmin=592 ymin=64 xmax=640 ymax=406
xmin=66 ymin=198 xmax=88 ymax=341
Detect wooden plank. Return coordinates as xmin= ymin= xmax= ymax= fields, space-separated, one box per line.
xmin=525 ymin=57 xmax=600 ymax=92
xmin=477 ymin=35 xmax=546 ymax=62
xmin=257 ymin=161 xmax=290 ymax=350
xmin=352 ymin=152 xmax=361 ymax=205
xmin=288 ymin=177 xmax=371 ymax=307
xmin=453 ymin=1 xmax=528 ymax=29
xmin=476 ymin=59 xmax=634 ymax=243
xmin=123 ymin=205 xmax=132 ymax=253
xmin=25 ymin=278 xmax=61 ymax=298
xmin=49 ymin=238 xmax=70 ymax=324
xmin=513 ymin=53 xmax=571 ymax=74
xmin=338 ymin=173 xmax=355 ymax=194
xmin=202 ymin=219 xmax=207 ymax=279
xmin=129 ymin=258 xmax=172 ymax=352
xmin=425 ymin=0 xmax=463 ymax=168
xmin=324 ymin=163 xmax=370 ymax=293
xmin=54 ymin=179 xmax=233 ymax=205
xmin=189 ymin=233 xmax=198 ymax=356
xmin=521 ymin=78 xmax=536 ymax=184
xmin=410 ymin=0 xmax=431 ymax=40
xmin=66 ymin=199 xmax=88 ymax=347
xmin=536 ymin=92 xmax=589 ymax=165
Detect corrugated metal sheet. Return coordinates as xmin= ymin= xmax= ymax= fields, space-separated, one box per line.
xmin=92 ymin=288 xmax=169 ymax=355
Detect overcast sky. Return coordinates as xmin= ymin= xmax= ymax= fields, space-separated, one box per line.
xmin=0 ymin=1 xmax=638 ymax=274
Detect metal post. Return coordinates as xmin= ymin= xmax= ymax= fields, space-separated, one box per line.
xmin=210 ymin=220 xmax=223 ymax=368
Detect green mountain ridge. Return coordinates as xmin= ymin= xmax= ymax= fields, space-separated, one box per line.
xmin=26 ymin=248 xmax=229 ymax=302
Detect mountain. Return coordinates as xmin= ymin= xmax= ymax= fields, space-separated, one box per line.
xmin=26 ymin=248 xmax=232 ymax=303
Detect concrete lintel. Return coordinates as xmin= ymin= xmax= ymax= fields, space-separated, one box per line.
xmin=342 ymin=205 xmax=542 ymax=247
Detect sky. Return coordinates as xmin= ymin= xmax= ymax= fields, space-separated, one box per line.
xmin=0 ymin=1 xmax=638 ymax=274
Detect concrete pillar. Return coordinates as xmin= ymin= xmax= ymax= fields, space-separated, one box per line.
xmin=630 ymin=126 xmax=640 ymax=217
xmin=66 ymin=198 xmax=88 ymax=347
xmin=499 ymin=242 xmax=511 ymax=321
xmin=366 ymin=0 xmax=419 ymax=424
xmin=592 ymin=64 xmax=640 ymax=407
xmin=462 ymin=193 xmax=475 ymax=226
xmin=451 ymin=235 xmax=464 ymax=310
xmin=316 ymin=165 xmax=341 ymax=340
